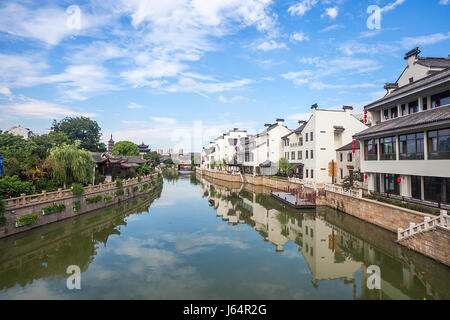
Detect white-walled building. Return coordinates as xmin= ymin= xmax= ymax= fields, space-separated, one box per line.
xmin=6 ymin=125 xmax=35 ymax=140
xmin=354 ymin=48 xmax=450 ymax=207
xmin=237 ymin=119 xmax=291 ymax=175
xmin=282 ymin=104 xmax=368 ymax=185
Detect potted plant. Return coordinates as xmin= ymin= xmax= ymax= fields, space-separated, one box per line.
xmin=16 ymin=213 xmax=38 ymax=228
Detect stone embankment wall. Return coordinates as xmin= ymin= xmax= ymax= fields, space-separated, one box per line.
xmin=398 ymin=226 xmax=450 ymax=266
xmin=0 ymin=174 xmax=162 ymax=239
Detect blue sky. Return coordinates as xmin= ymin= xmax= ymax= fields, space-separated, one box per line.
xmin=0 ymin=0 xmax=449 ymax=151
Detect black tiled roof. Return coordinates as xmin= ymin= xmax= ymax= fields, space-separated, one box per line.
xmin=91 ymin=152 xmax=146 ymax=164
xmin=365 ymin=68 xmax=450 ymax=110
xmin=354 ymin=105 xmax=450 ymax=139
xmin=417 ymin=57 xmax=450 ymax=69
xmin=336 ymin=141 xmax=360 ymax=152
xmin=282 ymin=123 xmax=306 ymax=139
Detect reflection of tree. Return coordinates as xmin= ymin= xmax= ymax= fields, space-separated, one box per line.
xmin=0 ymin=186 xmax=162 ymax=291
xmin=190 ymin=173 xmax=200 ymax=185
xmin=163 ymin=169 xmax=179 ymax=182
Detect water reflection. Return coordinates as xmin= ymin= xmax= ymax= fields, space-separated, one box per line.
xmin=0 ymin=188 xmax=162 ymax=293
xmin=199 ymin=175 xmax=450 ymax=300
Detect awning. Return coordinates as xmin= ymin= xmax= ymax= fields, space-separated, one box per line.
xmin=259 ymin=160 xmax=272 ymax=168
xmin=289 ymin=163 xmax=304 ymax=168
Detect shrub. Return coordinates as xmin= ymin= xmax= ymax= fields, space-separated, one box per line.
xmin=42 ymin=203 xmax=66 ymax=215
xmin=143 ymin=183 xmax=149 ymax=189
xmin=73 ymin=200 xmax=81 ymax=212
xmin=104 ymin=195 xmax=114 ymax=203
xmin=132 ymin=186 xmax=138 ymax=192
xmin=0 ymin=199 xmax=4 ymax=215
xmin=364 ymin=194 xmax=441 ymax=215
xmin=137 ymin=175 xmax=142 ymax=182
xmin=0 ymin=175 xmax=33 ymax=198
xmin=86 ymin=195 xmax=102 ymax=204
xmin=115 ymin=189 xmax=124 ymax=196
xmin=115 ymin=178 xmax=123 ymax=188
xmin=16 ymin=213 xmax=38 ymax=227
xmin=71 ymin=183 xmax=85 ymax=197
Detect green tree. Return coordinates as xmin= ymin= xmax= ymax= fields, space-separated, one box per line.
xmin=112 ymin=141 xmax=139 ymax=156
xmin=163 ymin=158 xmax=174 ymax=165
xmin=144 ymin=151 xmax=161 ymax=165
xmin=31 ymin=131 xmax=70 ymax=159
xmin=0 ymin=175 xmax=34 ymax=198
xmin=0 ymin=132 xmax=39 ymax=179
xmin=278 ymin=158 xmax=293 ymax=176
xmin=51 ymin=117 xmax=106 ymax=152
xmin=342 ymin=170 xmax=364 ymax=191
xmin=47 ymin=142 xmax=94 ymax=187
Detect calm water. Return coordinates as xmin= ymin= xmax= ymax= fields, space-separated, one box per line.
xmin=0 ymin=172 xmax=448 ymax=300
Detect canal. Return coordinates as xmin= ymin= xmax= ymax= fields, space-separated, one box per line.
xmin=0 ymin=172 xmax=449 ymax=300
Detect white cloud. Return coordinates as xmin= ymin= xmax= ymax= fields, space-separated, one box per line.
xmin=164 ymin=77 xmax=252 ymax=95
xmin=290 ymin=32 xmax=309 ymax=42
xmin=381 ymin=0 xmax=407 ymax=12
xmin=0 ymin=87 xmax=12 ymax=98
xmin=288 ymin=0 xmax=318 ymax=17
xmin=439 ymin=0 xmax=449 ymax=4
xmin=255 ymin=40 xmax=287 ymax=51
xmin=319 ymin=24 xmax=343 ymax=32
xmin=152 ymin=117 xmax=177 ymax=125
xmin=218 ymin=95 xmax=252 ymax=103
xmin=0 ymin=99 xmax=96 ymax=120
xmin=400 ymin=32 xmax=450 ymax=49
xmin=323 ymin=7 xmax=338 ymax=20
xmin=128 ymin=102 xmax=144 ymax=109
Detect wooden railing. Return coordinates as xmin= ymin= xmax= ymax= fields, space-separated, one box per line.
xmin=397 ymin=211 xmax=449 ymax=241
xmin=324 ymin=183 xmax=363 ymax=198
xmin=4 ymin=174 xmax=157 ymax=210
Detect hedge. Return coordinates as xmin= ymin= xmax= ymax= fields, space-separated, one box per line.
xmin=104 ymin=195 xmax=114 ymax=203
xmin=16 ymin=213 xmax=38 ymax=227
xmin=71 ymin=183 xmax=85 ymax=196
xmin=73 ymin=200 xmax=81 ymax=212
xmin=364 ymin=194 xmax=441 ymax=215
xmin=42 ymin=203 xmax=66 ymax=215
xmin=115 ymin=189 xmax=124 ymax=196
xmin=86 ymin=195 xmax=102 ymax=204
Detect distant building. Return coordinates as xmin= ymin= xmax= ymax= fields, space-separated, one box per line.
xmin=137 ymin=142 xmax=150 ymax=155
xmin=92 ymin=152 xmax=147 ymax=183
xmin=107 ymin=134 xmax=115 ymax=153
xmin=155 ymin=149 xmax=163 ymax=155
xmin=7 ymin=125 xmax=35 ymax=140
xmin=167 ymin=148 xmax=174 ymax=154
xmin=336 ymin=140 xmax=367 ymax=189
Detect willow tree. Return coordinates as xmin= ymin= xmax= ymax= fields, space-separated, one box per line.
xmin=48 ymin=141 xmax=94 ymax=187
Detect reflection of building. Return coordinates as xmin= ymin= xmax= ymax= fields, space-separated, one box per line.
xmin=7 ymin=125 xmax=35 ymax=140
xmin=200 ymin=176 xmax=450 ymax=300
xmin=354 ymin=47 xmax=450 ymax=206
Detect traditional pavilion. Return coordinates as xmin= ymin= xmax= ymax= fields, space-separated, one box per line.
xmin=92 ymin=152 xmax=148 ymax=182
xmin=137 ymin=142 xmax=150 ymax=155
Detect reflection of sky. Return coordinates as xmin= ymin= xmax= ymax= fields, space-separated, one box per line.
xmin=0 ymin=178 xmax=419 ymax=299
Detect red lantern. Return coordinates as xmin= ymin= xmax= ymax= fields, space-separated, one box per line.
xmin=352 ymin=149 xmax=356 ymax=153
xmin=364 ymin=110 xmax=368 ymax=114
xmin=397 ymin=177 xmax=402 ymax=183
xmin=106 ymin=161 xmax=110 ymax=167
xmin=364 ymin=174 xmax=368 ymax=180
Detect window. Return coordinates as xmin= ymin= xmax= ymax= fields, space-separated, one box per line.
xmin=311 ymin=132 xmax=314 ymax=141
xmin=424 ymin=177 xmax=449 ymax=204
xmin=340 ymin=153 xmax=343 ymax=162
xmin=384 ymin=174 xmax=400 ymax=195
xmin=423 ymin=97 xmax=428 ymax=111
xmin=383 ymin=109 xmax=389 ymax=120
xmin=380 ymin=136 xmax=396 ymax=160
xmin=306 ymin=150 xmax=309 ymax=159
xmin=431 ymin=90 xmax=450 ymax=108
xmin=391 ymin=106 xmax=398 ymax=119
xmin=298 ymin=151 xmax=302 ymax=160
xmin=311 ymin=169 xmax=314 ymax=179
xmin=306 ymin=169 xmax=309 ymax=178
xmin=411 ymin=176 xmax=422 ymax=200
xmin=409 ymin=77 xmax=414 ymax=83
xmin=399 ymin=133 xmax=424 ymax=160
xmin=401 ymin=104 xmax=406 ymax=116
xmin=340 ymin=168 xmax=343 ymax=179
xmin=310 ymin=149 xmax=314 ymax=159
xmin=375 ymin=173 xmax=381 ymax=193
xmin=364 ymin=139 xmax=378 ymax=160
xmin=428 ymin=128 xmax=450 ymax=159
xmin=284 ymin=140 xmax=289 ymax=147
xmin=305 ymin=133 xmax=309 ymax=142
xmin=267 ymin=139 xmax=269 ymax=147
xmin=347 ymin=152 xmax=352 ymax=162
xmin=291 ymin=152 xmax=295 ymax=160
xmin=408 ymin=100 xmax=419 ymax=114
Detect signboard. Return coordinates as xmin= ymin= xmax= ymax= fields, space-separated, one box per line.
xmin=328 ymin=161 xmax=337 ymax=177
xmin=0 ymin=156 xmax=3 ymax=177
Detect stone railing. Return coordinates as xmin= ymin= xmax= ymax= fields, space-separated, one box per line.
xmin=4 ymin=174 xmax=156 ymax=210
xmin=397 ymin=211 xmax=449 ymax=241
xmin=324 ymin=183 xmax=363 ymax=199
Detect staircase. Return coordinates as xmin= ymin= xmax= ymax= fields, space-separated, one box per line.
xmin=397 ymin=211 xmax=450 ymax=241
